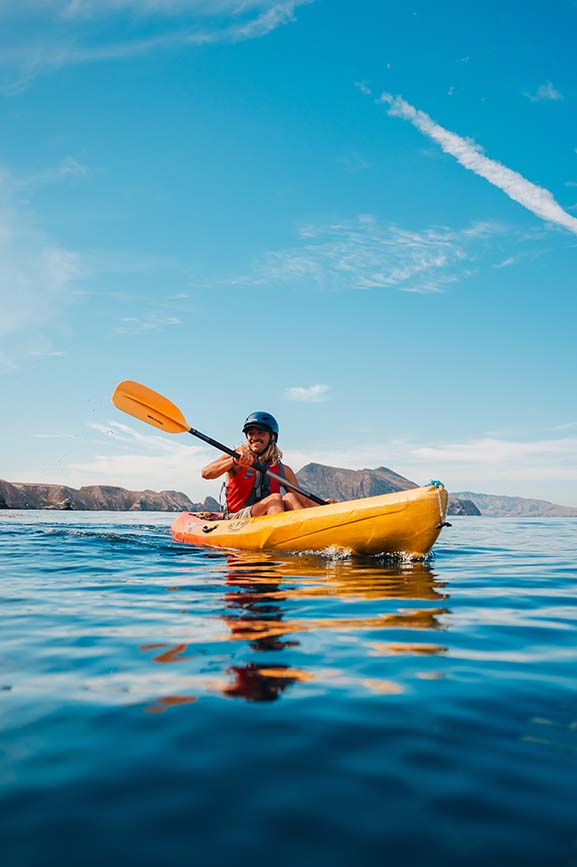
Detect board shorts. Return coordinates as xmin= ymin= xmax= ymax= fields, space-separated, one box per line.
xmin=224 ymin=505 xmax=253 ymax=520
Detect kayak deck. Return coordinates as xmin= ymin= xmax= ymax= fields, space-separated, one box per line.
xmin=171 ymin=484 xmax=449 ymax=558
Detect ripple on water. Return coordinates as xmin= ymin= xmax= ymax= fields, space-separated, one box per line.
xmin=1 ymin=513 xmax=576 ymax=867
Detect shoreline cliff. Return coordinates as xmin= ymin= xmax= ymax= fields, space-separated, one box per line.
xmin=2 ymin=468 xmax=576 ymax=516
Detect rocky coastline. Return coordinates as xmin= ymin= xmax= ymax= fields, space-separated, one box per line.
xmin=296 ymin=464 xmax=480 ymax=516
xmin=0 ymin=480 xmax=219 ymax=513
xmin=2 ymin=467 xmax=575 ymax=516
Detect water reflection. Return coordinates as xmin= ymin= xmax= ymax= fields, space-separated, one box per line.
xmin=141 ymin=643 xmax=190 ymax=663
xmin=218 ymin=552 xmax=450 ymax=702
xmin=221 ymin=663 xmax=313 ymax=702
xmin=223 ymin=562 xmax=299 ymax=651
xmin=140 ymin=550 xmax=451 ymax=707
xmin=222 ymin=551 xmax=449 ymax=599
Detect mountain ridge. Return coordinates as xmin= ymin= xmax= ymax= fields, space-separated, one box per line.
xmin=295 ymin=463 xmax=480 ymax=516
xmin=296 ymin=464 xmax=577 ymax=517
xmin=0 ymin=480 xmax=219 ymax=512
xmin=2 ymin=470 xmax=575 ymax=516
xmin=452 ymin=491 xmax=577 ymax=518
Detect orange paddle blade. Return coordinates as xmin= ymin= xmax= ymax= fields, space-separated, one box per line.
xmin=112 ymin=380 xmax=190 ymax=434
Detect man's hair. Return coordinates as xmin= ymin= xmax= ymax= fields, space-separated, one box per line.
xmin=262 ymin=442 xmax=283 ymax=465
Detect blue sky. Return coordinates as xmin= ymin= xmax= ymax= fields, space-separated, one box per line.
xmin=1 ymin=0 xmax=577 ymax=505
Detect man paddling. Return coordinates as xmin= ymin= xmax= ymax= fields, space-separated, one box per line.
xmin=201 ymin=411 xmax=332 ymax=518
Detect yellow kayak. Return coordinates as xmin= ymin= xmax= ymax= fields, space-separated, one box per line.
xmin=171 ymin=483 xmax=449 ymax=558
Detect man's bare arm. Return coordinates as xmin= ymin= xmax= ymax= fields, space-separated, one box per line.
xmin=201 ymin=446 xmax=254 ymax=480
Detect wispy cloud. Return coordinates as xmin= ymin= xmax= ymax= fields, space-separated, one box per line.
xmin=228 ymin=214 xmax=517 ymax=294
xmin=0 ymin=171 xmax=83 ymax=370
xmin=113 ymin=312 xmax=182 ymax=334
xmin=494 ymin=256 xmax=517 ymax=268
xmin=287 ymin=434 xmax=577 ymax=502
xmin=548 ymin=421 xmax=577 ymax=432
xmin=12 ymin=418 xmax=577 ymax=505
xmin=492 ymin=244 xmax=550 ymax=269
xmin=376 ymin=92 xmax=577 ymax=237
xmin=13 ymin=157 xmax=89 ymax=188
xmin=49 ymin=1 xmax=274 ymax=15
xmin=285 ymin=384 xmax=331 ymax=402
xmin=62 ymin=420 xmax=214 ymax=496
xmin=411 ymin=436 xmax=577 ymax=469
xmin=336 ymin=152 xmax=373 ymax=172
xmin=2 ymin=1 xmax=288 ymax=16
xmin=354 ymin=81 xmax=372 ymax=97
xmin=0 ymin=1 xmax=307 ymax=21
xmin=0 ymin=160 xmax=200 ymax=370
xmin=0 ymin=0 xmax=313 ymax=89
xmin=31 ymin=433 xmax=77 ymax=439
xmin=524 ymin=81 xmax=563 ymax=102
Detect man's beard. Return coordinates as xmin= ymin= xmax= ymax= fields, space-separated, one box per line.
xmin=250 ymin=446 xmax=267 ymax=457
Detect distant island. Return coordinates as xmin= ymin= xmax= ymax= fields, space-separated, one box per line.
xmin=296 ymin=464 xmax=577 ymax=517
xmin=1 ymin=465 xmax=576 ymax=517
xmin=295 ymin=464 xmax=479 ymax=515
xmin=450 ymin=491 xmax=577 ymax=518
xmin=0 ymin=479 xmax=218 ymax=513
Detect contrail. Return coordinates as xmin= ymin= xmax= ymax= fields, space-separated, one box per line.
xmin=379 ymin=92 xmax=577 ymax=236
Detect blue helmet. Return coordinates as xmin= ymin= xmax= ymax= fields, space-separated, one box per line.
xmin=242 ymin=411 xmax=279 ymax=440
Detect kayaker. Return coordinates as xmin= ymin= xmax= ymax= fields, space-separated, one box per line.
xmin=201 ymin=411 xmax=330 ymax=518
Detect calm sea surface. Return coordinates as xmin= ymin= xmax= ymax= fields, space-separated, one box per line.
xmin=1 ymin=511 xmax=576 ymax=867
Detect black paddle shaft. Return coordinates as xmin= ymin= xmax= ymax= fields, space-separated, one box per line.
xmin=188 ymin=426 xmax=328 ymax=506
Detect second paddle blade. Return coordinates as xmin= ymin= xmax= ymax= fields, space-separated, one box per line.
xmin=112 ymin=380 xmax=190 ymax=434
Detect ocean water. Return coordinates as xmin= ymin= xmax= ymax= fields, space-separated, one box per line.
xmin=1 ymin=511 xmax=576 ymax=867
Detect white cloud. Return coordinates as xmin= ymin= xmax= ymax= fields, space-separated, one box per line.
xmin=492 ymin=244 xmax=550 ymax=269
xmin=13 ymin=157 xmax=89 ymax=188
xmin=0 ymin=0 xmax=285 ymax=18
xmin=411 ymin=436 xmax=577 ymax=467
xmin=494 ymin=256 xmax=516 ymax=268
xmin=287 ymin=434 xmax=577 ymax=502
xmin=62 ymin=1 xmax=271 ymax=16
xmin=548 ymin=421 xmax=577 ymax=432
xmin=9 ymin=419 xmax=215 ymax=498
xmin=113 ymin=312 xmax=182 ymax=334
xmin=0 ymin=0 xmax=313 ymax=88
xmin=31 ymin=433 xmax=77 ymax=439
xmin=354 ymin=81 xmax=373 ymax=97
xmin=0 ymin=232 xmax=81 ymax=339
xmin=377 ymin=92 xmax=577 ymax=237
xmin=13 ymin=419 xmax=577 ymax=505
xmin=229 ymin=214 xmax=512 ymax=294
xmin=336 ymin=152 xmax=372 ymax=172
xmin=524 ymin=81 xmax=563 ymax=102
xmin=285 ymin=384 xmax=331 ymax=402
xmin=65 ymin=421 xmax=215 ymax=498
xmin=0 ymin=173 xmax=83 ymax=370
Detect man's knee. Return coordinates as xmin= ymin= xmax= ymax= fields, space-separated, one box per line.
xmin=260 ymin=492 xmax=284 ymax=514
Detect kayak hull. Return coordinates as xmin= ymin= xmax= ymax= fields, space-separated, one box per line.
xmin=171 ymin=484 xmax=448 ymax=558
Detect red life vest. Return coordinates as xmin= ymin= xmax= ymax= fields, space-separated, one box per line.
xmin=226 ymin=462 xmax=285 ymax=513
